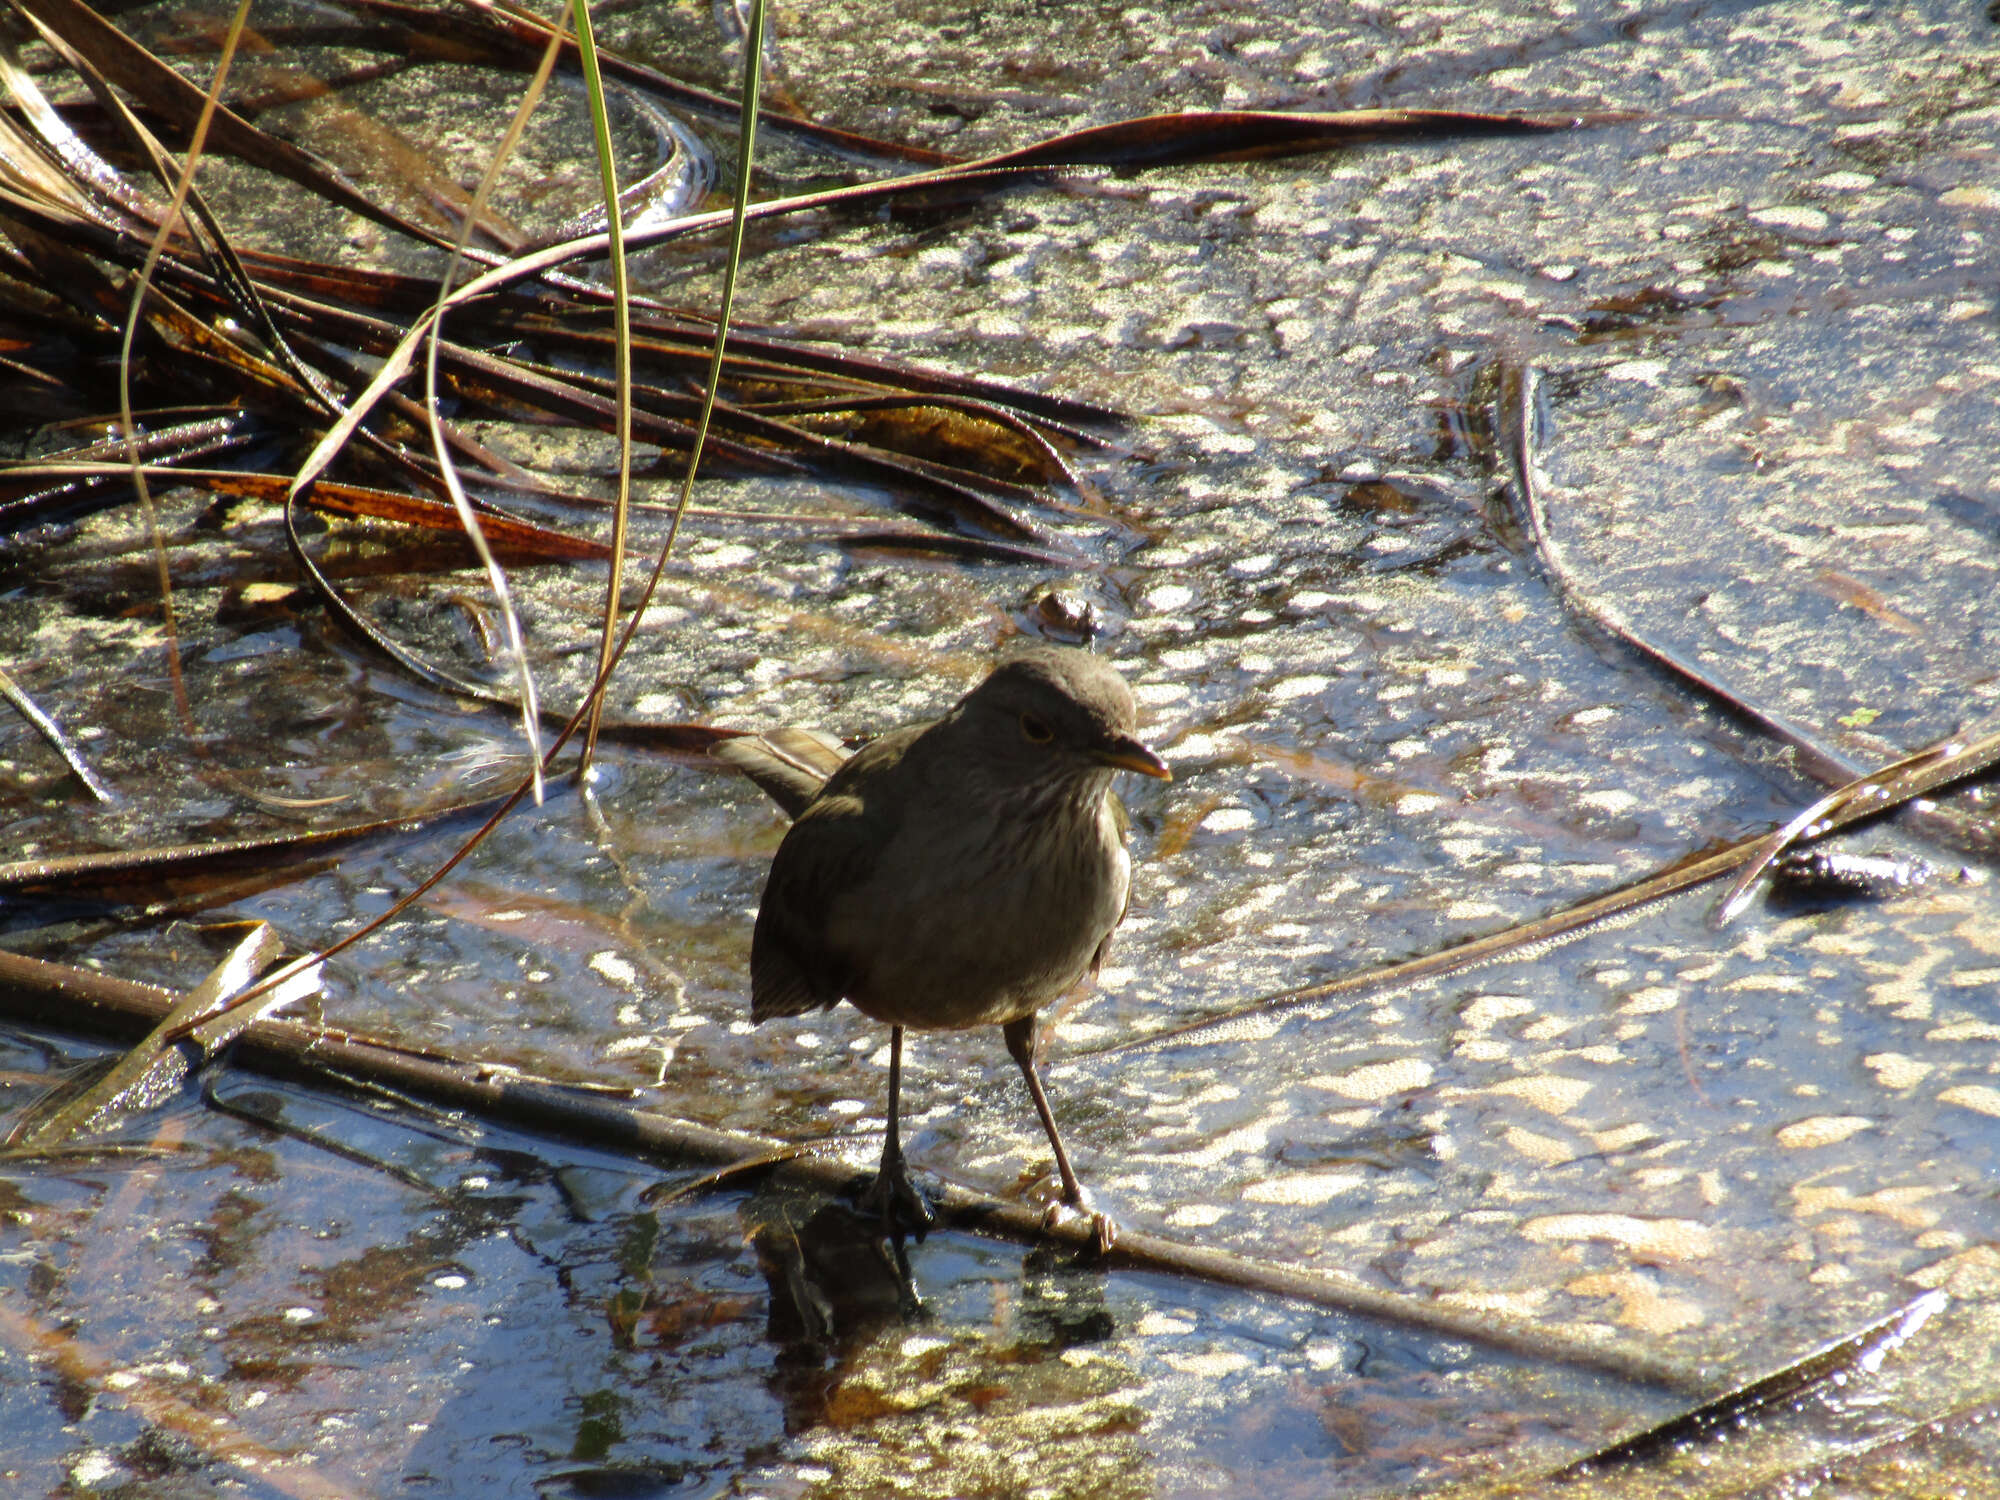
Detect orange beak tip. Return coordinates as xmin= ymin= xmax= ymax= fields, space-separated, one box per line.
xmin=1098 ymin=741 xmax=1172 ymax=780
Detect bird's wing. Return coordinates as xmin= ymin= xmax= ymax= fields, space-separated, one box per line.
xmin=749 ymin=915 xmax=833 ymax=1020
xmin=748 ymin=730 xmax=915 ymax=1021
xmin=1087 ymin=874 xmax=1132 ymax=977
xmin=768 ymin=727 xmax=851 ymax=782
xmin=1088 ymin=927 xmax=1117 ymax=977
xmin=1089 ymin=795 xmax=1134 ymax=977
xmin=712 ymin=728 xmax=849 ymax=818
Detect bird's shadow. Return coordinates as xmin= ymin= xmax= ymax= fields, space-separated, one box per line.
xmin=743 ymin=1180 xmax=1117 ymax=1432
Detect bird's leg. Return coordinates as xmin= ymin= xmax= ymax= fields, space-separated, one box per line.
xmin=1002 ymin=1014 xmax=1118 ymax=1254
xmin=856 ymin=1025 xmax=936 ymax=1239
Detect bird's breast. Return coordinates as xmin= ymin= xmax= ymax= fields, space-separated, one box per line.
xmin=828 ymin=784 xmax=1130 ymax=1031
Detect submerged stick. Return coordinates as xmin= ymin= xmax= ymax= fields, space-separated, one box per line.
xmin=0 ymin=945 xmax=1694 ymax=1391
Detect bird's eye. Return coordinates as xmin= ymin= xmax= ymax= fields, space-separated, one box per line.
xmin=1020 ymin=712 xmax=1054 ymax=743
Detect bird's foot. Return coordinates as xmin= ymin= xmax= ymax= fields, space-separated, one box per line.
xmin=1037 ymin=1184 xmax=1118 ymax=1256
xmin=855 ymin=1156 xmax=937 ymax=1242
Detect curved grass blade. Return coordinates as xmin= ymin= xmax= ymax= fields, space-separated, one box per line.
xmin=1713 ymin=729 xmax=2000 ymax=926
xmin=0 ymin=661 xmax=116 ymax=802
xmin=529 ymin=85 xmax=712 ymax=246
xmin=11 ymin=0 xmax=473 ymax=254
xmin=580 ymin=0 xmax=774 ymax=776
xmin=0 ymin=787 xmax=526 ymax=902
xmin=370 ymin=0 xmax=951 ymax=165
xmin=225 ymin=0 xmax=776 ymax=1080
xmin=1501 ymin=362 xmax=2000 ymax=868
xmin=1 ymin=462 xmax=613 ymax=560
xmin=419 ymin=5 xmax=576 ymax=808
xmin=1552 ymin=1290 xmax=1946 ymax=1479
xmin=975 ymin=105 xmax=1637 ymax=169
xmin=571 ymin=0 xmax=637 ymax=772
xmin=409 ymin=103 xmax=1623 ymax=326
xmin=114 ymin=0 xmax=253 ymax=824
xmin=279 ymin=478 xmax=602 ymax=717
xmin=283 ymin=177 xmax=1108 ymax=506
xmin=1500 ymin=364 xmax=1861 ymax=786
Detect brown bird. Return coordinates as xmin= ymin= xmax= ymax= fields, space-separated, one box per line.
xmin=716 ymin=646 xmax=1170 ymax=1252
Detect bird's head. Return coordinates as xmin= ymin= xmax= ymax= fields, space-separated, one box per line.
xmin=951 ymin=646 xmax=1171 ymax=791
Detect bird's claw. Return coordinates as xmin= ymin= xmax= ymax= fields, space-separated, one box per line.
xmin=856 ymin=1157 xmax=936 ymax=1241
xmin=1039 ymin=1188 xmax=1118 ymax=1255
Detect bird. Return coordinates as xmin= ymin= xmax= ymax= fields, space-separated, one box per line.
xmin=714 ymin=646 xmax=1170 ymax=1253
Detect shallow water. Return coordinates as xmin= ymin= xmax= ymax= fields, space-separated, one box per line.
xmin=4 ymin=0 xmax=2000 ymax=1493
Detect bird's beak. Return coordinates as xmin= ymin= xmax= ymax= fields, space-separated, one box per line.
xmin=1094 ymin=736 xmax=1172 ymax=780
